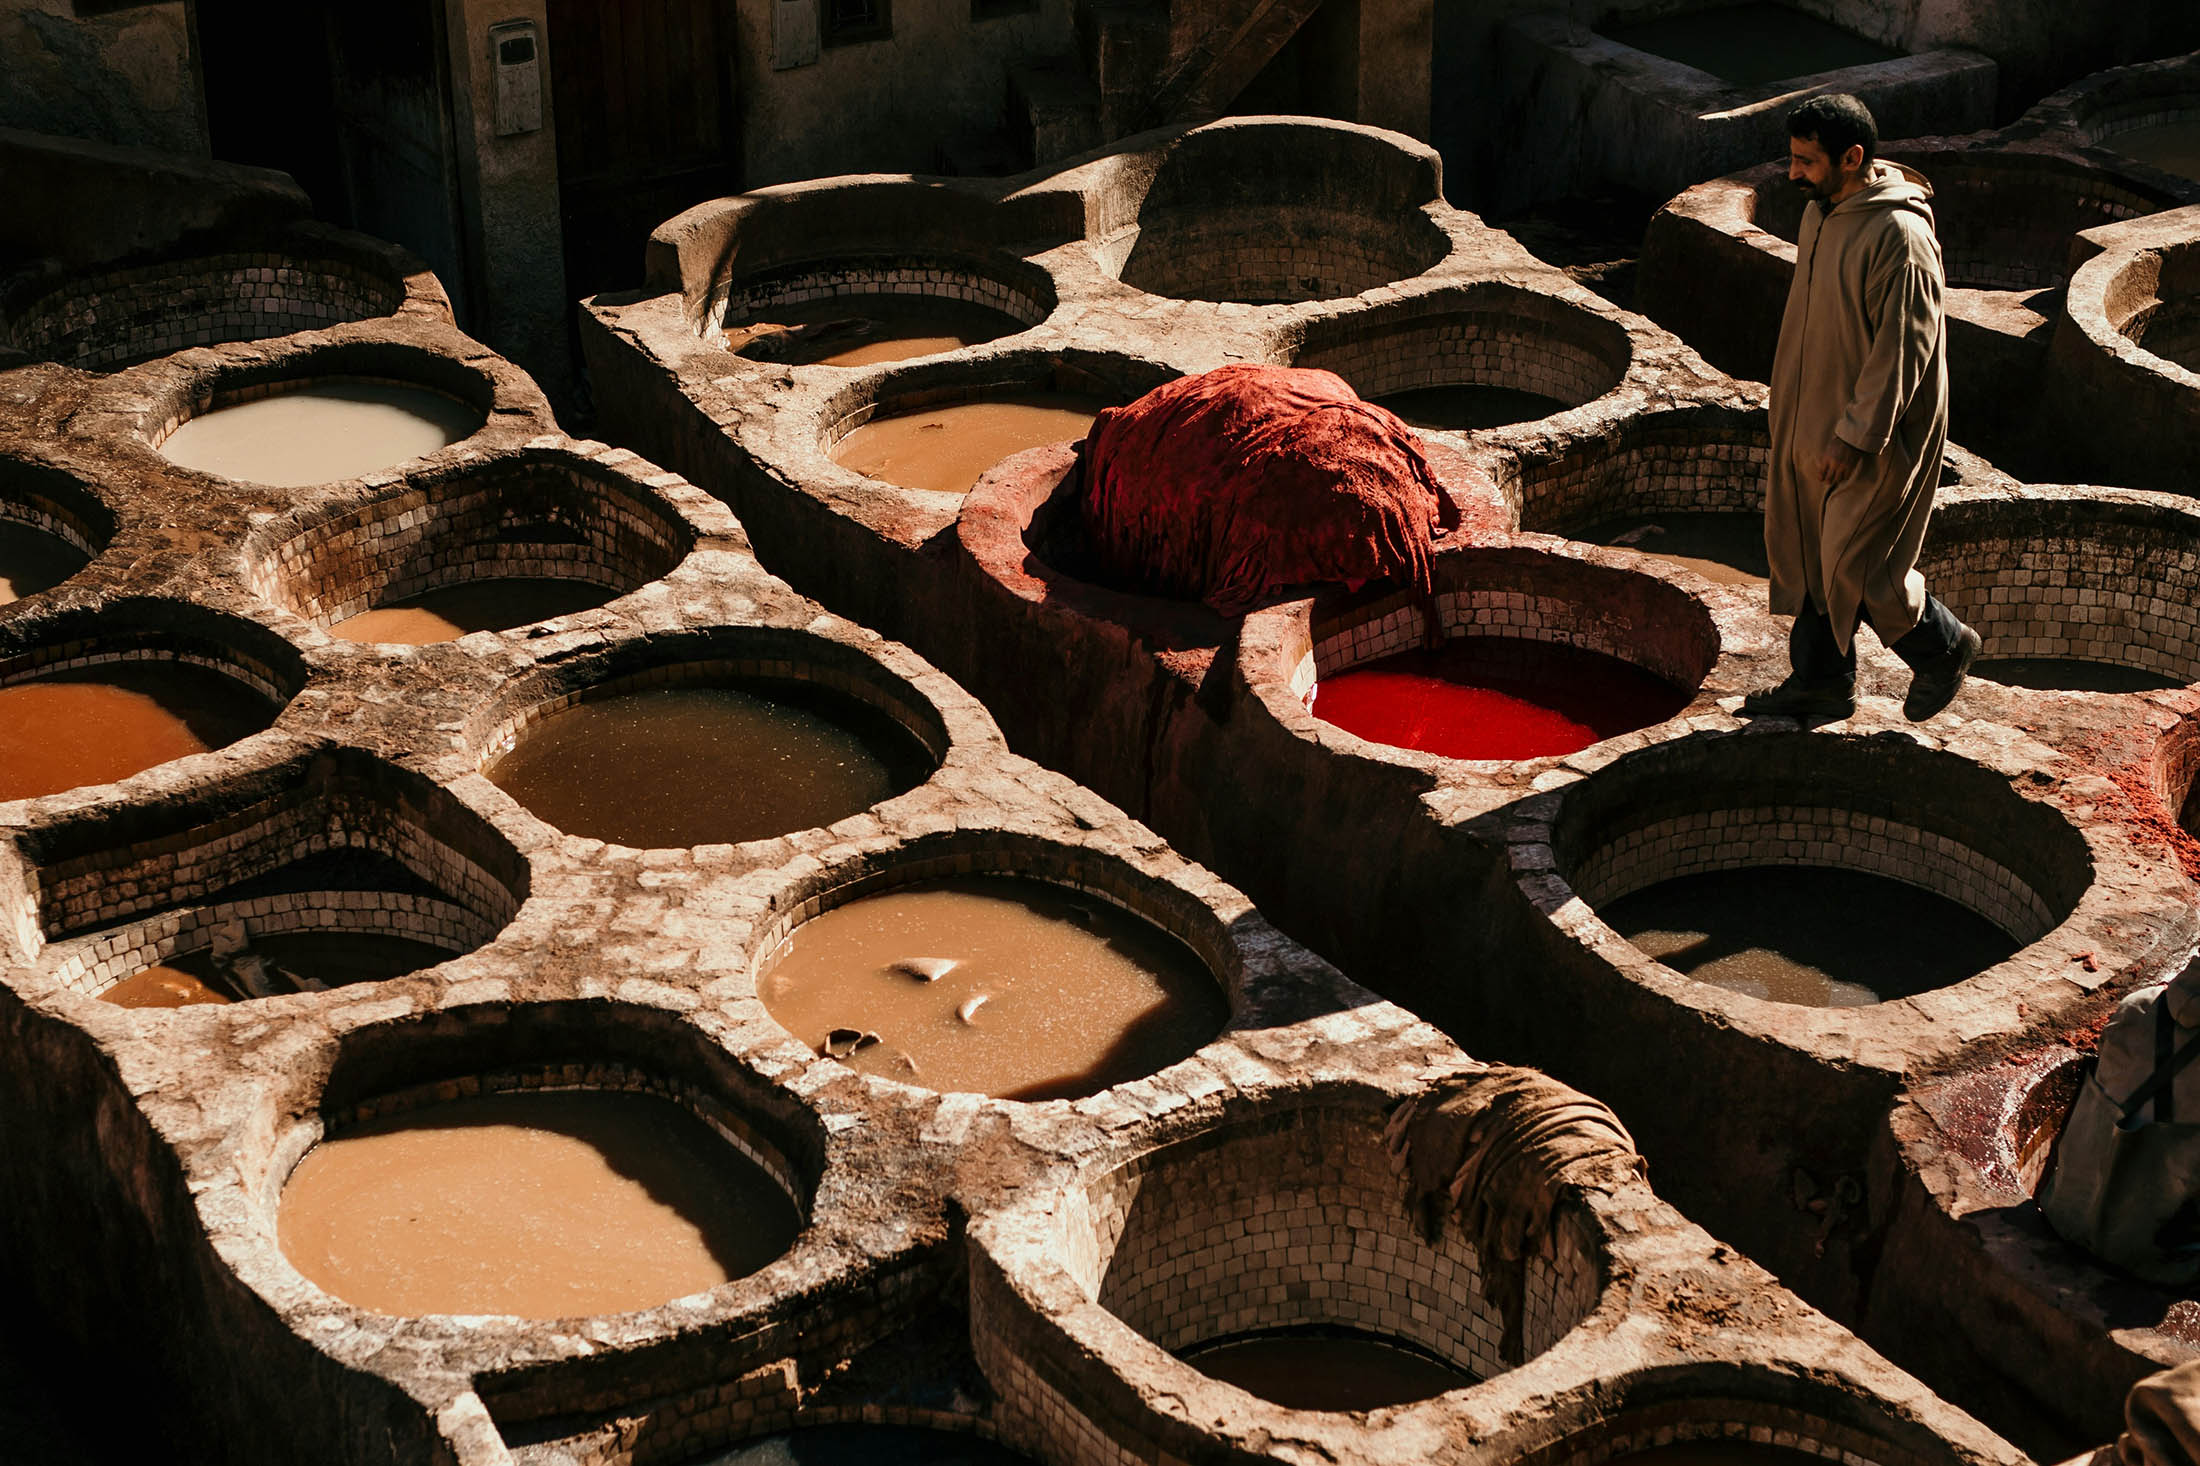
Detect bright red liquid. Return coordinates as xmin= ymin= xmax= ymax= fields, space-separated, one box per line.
xmin=1310 ymin=637 xmax=1691 ymax=761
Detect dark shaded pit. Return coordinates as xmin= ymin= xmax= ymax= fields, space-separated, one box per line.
xmin=696 ymin=1426 xmax=1036 ymax=1465
xmin=1974 ymin=658 xmax=2181 ymax=694
xmin=1374 ymin=385 xmax=1572 ymax=431
xmin=0 ymin=522 xmax=89 ymax=604
xmin=1600 ymin=2 xmax=1901 ymax=87
xmin=1179 ymin=1325 xmax=1471 ymax=1410
xmin=1601 ymin=866 xmax=2021 ymax=1006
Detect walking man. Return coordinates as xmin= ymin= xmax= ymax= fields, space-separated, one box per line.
xmin=1744 ymin=93 xmax=1980 ymax=723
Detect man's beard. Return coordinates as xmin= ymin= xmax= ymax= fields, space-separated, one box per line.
xmin=1793 ymin=176 xmax=1836 ymax=204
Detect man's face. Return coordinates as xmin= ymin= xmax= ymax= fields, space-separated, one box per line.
xmin=1788 ymin=135 xmax=1863 ymax=204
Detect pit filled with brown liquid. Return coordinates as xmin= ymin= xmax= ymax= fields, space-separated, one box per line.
xmin=2111 ymin=121 xmax=2200 ymax=181
xmin=1179 ymin=1330 xmax=1471 ymax=1411
xmin=0 ymin=523 xmax=87 ymax=604
xmin=0 ymin=662 xmax=275 ymax=801
xmin=725 ymin=294 xmax=1026 ymax=366
xmin=762 ymin=875 xmax=1228 ymax=1100
xmin=1600 ymin=866 xmax=2020 ymax=1006
xmin=1577 ymin=512 xmax=1769 ymax=587
xmin=832 ymin=394 xmax=1108 ymax=496
xmin=100 ymin=931 xmax=459 ymax=1008
xmin=330 ymin=578 xmax=615 ymax=645
xmin=158 ymin=380 xmax=482 ymax=487
xmin=278 ymin=1088 xmax=801 ymax=1318
xmin=486 ymin=680 xmax=933 ymax=848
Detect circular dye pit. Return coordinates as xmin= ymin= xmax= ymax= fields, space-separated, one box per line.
xmin=1050 ymin=1104 xmax=1599 ymax=1412
xmin=0 ymin=521 xmax=89 ymax=604
xmin=100 ymin=932 xmax=458 ymax=1009
xmin=487 ymin=679 xmax=933 ymax=848
xmin=0 ymin=662 xmax=275 ymax=800
xmin=1550 ymin=736 xmax=2089 ymax=1009
xmin=1179 ymin=1327 xmax=1470 ymax=1410
xmin=2109 ymin=120 xmax=2200 ymax=181
xmin=762 ymin=875 xmax=1227 ymax=1100
xmin=832 ymin=394 xmax=1107 ymax=497
xmin=278 ymin=1088 xmax=801 ymax=1318
xmin=1602 ymin=1442 xmax=1837 ymax=1466
xmin=1575 ymin=512 xmax=1769 ymax=587
xmin=726 ymin=295 xmax=1027 ymax=367
xmin=159 ymin=379 xmax=483 ymax=486
xmin=698 ymin=1426 xmax=1035 ymax=1465
xmin=330 ymin=578 xmax=614 ymax=645
xmin=1600 ymin=867 xmax=2019 ymax=1007
xmin=1310 ymin=637 xmax=1693 ymax=762
xmin=1375 ymin=386 xmax=1571 ymax=431
xmin=1922 ymin=495 xmax=2200 ymax=691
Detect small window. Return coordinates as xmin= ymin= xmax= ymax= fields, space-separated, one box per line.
xmin=972 ymin=0 xmax=1037 ymax=20
xmin=822 ymin=0 xmax=890 ymax=45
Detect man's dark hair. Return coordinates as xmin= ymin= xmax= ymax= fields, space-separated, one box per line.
xmin=1788 ymin=93 xmax=1878 ymax=166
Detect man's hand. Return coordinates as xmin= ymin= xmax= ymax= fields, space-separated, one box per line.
xmin=1818 ymin=438 xmax=1867 ymax=487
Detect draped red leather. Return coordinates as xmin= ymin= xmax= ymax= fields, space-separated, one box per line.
xmin=1074 ymin=364 xmax=1459 ymax=613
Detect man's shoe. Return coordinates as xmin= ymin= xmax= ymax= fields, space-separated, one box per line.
xmin=1741 ymin=675 xmax=1857 ymax=720
xmin=1903 ymin=623 xmax=1981 ymax=722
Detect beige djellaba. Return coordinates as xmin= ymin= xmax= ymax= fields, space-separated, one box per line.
xmin=1764 ymin=159 xmax=1949 ymax=654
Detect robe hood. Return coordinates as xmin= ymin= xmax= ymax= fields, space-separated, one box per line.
xmin=1821 ymin=159 xmax=1935 ymax=227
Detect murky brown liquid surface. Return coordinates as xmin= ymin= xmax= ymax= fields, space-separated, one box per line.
xmin=1602 ymin=2 xmax=1898 ymax=86
xmin=279 ymin=1089 xmax=801 ymax=1318
xmin=487 ymin=682 xmax=931 ymax=848
xmin=0 ymin=522 xmax=87 ymax=604
xmin=763 ymin=876 xmax=1227 ymax=1100
xmin=832 ymin=394 xmax=1107 ymax=496
xmin=331 ymin=577 xmax=614 ymax=645
xmin=1181 ymin=1332 xmax=1471 ymax=1411
xmin=1601 ymin=866 xmax=2019 ymax=1006
xmin=1578 ymin=512 xmax=1768 ymax=586
xmin=158 ymin=380 xmax=482 ymax=487
xmin=2113 ymin=121 xmax=2200 ymax=181
xmin=1374 ymin=385 xmax=1571 ymax=431
xmin=100 ymin=964 xmax=233 ymax=1009
xmin=1973 ymin=657 xmax=2180 ymax=694
xmin=1606 ymin=1443 xmax=1835 ymax=1466
xmin=725 ymin=294 xmax=1026 ymax=366
xmin=100 ymin=931 xmax=456 ymax=1008
xmin=0 ymin=663 xmax=272 ymax=801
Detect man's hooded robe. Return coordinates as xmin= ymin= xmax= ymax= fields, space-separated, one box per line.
xmin=1765 ymin=159 xmax=1949 ymax=653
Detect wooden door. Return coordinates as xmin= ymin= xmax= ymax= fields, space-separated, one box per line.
xmin=546 ymin=0 xmax=741 ymax=298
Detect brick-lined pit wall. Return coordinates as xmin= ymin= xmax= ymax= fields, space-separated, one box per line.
xmin=1292 ymin=294 xmax=1630 ymax=411
xmin=1923 ymin=496 xmax=2200 ymax=681
xmin=0 ymin=459 xmax=116 ymax=572
xmin=1510 ymin=1398 xmax=1939 ymax=1466
xmin=1110 ymin=208 xmax=1450 ymax=305
xmin=1552 ymin=737 xmax=2091 ymax=959
xmin=1502 ymin=411 xmax=1769 ymax=536
xmin=19 ymin=754 xmax=526 ymax=994
xmin=245 ymin=456 xmax=696 ymax=630
xmin=1063 ymin=1105 xmax=1598 ymax=1380
xmin=3 ymin=254 xmax=406 ymax=371
xmin=1289 ymin=555 xmax=1717 ymax=708
xmin=708 ymin=256 xmax=1056 ymax=341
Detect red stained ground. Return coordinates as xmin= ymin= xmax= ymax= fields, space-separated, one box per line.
xmin=1310 ymin=638 xmax=1692 ymax=761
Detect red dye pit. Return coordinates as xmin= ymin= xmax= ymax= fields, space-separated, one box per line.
xmin=1310 ymin=636 xmax=1691 ymax=760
